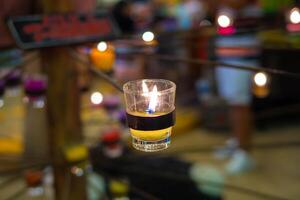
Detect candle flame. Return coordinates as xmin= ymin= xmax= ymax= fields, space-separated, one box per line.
xmin=148 ymin=85 xmax=158 ymax=112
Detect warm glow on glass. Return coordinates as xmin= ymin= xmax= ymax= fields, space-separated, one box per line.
xmin=254 ymin=72 xmax=268 ymax=86
xmin=217 ymin=15 xmax=231 ymax=28
xmin=290 ymin=8 xmax=300 ymax=24
xmin=142 ymin=31 xmax=155 ymax=42
xmin=142 ymin=80 xmax=149 ymax=94
xmin=91 ymin=92 xmax=103 ymax=105
xmin=97 ymin=41 xmax=108 ymax=52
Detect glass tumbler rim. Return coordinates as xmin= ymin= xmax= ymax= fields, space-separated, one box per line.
xmin=123 ymin=79 xmax=176 ymax=95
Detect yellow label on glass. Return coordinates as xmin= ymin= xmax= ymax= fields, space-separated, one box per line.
xmin=130 ymin=127 xmax=172 ymax=141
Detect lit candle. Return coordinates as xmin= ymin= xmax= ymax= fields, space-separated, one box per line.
xmin=252 ymin=72 xmax=270 ymax=98
xmin=217 ymin=14 xmax=235 ymax=35
xmin=90 ymin=43 xmax=115 ymax=73
xmin=123 ymin=79 xmax=176 ymax=152
xmin=24 ymin=78 xmax=47 ymax=99
xmin=286 ymin=7 xmax=300 ymax=33
xmin=24 ymin=76 xmax=47 ymax=108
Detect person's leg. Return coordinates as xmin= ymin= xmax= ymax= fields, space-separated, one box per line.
xmin=225 ymin=104 xmax=255 ymax=174
xmin=215 ymin=64 xmax=256 ymax=173
xmin=230 ymin=105 xmax=252 ymax=151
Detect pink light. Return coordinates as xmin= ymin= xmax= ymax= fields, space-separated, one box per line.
xmin=217 ymin=26 xmax=236 ymax=35
xmin=286 ymin=23 xmax=300 ymax=32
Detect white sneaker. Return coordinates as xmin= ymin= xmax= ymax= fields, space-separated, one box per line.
xmin=214 ymin=138 xmax=239 ymax=160
xmin=225 ymin=149 xmax=255 ymax=175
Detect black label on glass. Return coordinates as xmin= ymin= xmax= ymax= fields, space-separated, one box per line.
xmin=126 ymin=110 xmax=175 ymax=131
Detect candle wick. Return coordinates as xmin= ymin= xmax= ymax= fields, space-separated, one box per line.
xmin=146 ymin=109 xmax=154 ymax=114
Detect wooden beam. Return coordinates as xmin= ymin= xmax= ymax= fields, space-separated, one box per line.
xmin=40 ymin=0 xmax=87 ymax=199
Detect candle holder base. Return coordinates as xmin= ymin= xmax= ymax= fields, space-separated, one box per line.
xmin=132 ymin=136 xmax=170 ymax=152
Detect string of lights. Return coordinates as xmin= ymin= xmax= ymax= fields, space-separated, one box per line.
xmin=142 ymin=53 xmax=300 ymax=79
xmin=69 ymin=47 xmax=300 ymax=96
xmin=1 ymin=32 xmax=300 ymax=83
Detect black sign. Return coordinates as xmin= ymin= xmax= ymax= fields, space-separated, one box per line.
xmin=7 ymin=12 xmax=120 ymax=49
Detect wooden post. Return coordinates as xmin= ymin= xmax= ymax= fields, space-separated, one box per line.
xmin=40 ymin=0 xmax=87 ymax=199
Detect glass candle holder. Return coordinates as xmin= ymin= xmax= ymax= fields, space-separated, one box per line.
xmin=123 ymin=79 xmax=176 ymax=152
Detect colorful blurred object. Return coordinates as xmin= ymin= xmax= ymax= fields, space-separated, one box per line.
xmin=189 ymin=163 xmax=224 ymax=197
xmin=259 ymin=0 xmax=293 ymax=14
xmin=217 ymin=26 xmax=236 ymax=35
xmin=64 ymin=144 xmax=88 ymax=162
xmin=113 ymin=39 xmax=156 ymax=83
xmin=0 ymin=138 xmax=23 ymax=154
xmin=24 ymin=77 xmax=47 ymax=99
xmin=102 ymin=95 xmax=120 ymax=111
xmin=101 ymin=129 xmax=123 ymax=158
xmin=25 ymin=170 xmax=43 ymax=187
xmin=286 ymin=7 xmax=300 ymax=33
xmin=109 ymin=179 xmax=129 ymax=198
xmin=90 ymin=44 xmax=115 ymax=73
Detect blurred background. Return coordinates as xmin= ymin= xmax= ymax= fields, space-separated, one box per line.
xmin=0 ymin=0 xmax=300 ymax=199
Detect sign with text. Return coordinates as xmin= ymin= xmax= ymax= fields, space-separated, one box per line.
xmin=7 ymin=12 xmax=120 ymax=49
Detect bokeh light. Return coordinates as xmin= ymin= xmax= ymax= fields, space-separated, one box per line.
xmin=97 ymin=41 xmax=108 ymax=52
xmin=217 ymin=15 xmax=231 ymax=28
xmin=91 ymin=91 xmax=103 ymax=105
xmin=142 ymin=31 xmax=155 ymax=42
xmin=71 ymin=166 xmax=84 ymax=177
xmin=254 ymin=72 xmax=268 ymax=87
xmin=290 ymin=8 xmax=300 ymax=24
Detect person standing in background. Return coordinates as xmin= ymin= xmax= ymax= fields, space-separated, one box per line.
xmin=176 ymin=0 xmax=207 ymax=29
xmin=112 ymin=0 xmax=135 ymax=34
xmin=214 ymin=0 xmax=262 ymax=174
